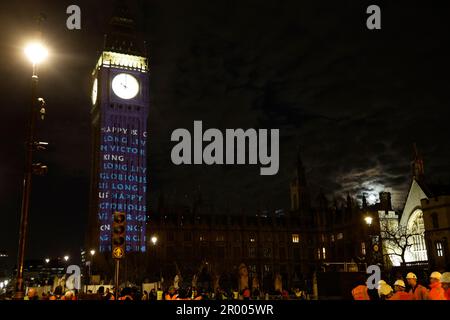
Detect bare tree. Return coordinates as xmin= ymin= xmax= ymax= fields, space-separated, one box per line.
xmin=380 ymin=222 xmax=423 ymax=264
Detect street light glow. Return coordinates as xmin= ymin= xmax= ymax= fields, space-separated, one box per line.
xmin=45 ymin=258 xmax=50 ymax=264
xmin=63 ymin=255 xmax=69 ymax=262
xmin=365 ymin=216 xmax=373 ymax=226
xmin=90 ymin=249 xmax=96 ymax=256
xmin=151 ymin=236 xmax=158 ymax=245
xmin=24 ymin=42 xmax=48 ymax=65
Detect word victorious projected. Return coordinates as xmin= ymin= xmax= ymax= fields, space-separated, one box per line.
xmin=98 ymin=126 xmax=147 ymax=253
xmin=171 ymin=121 xmax=279 ymax=175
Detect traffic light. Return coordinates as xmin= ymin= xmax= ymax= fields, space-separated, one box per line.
xmin=112 ymin=211 xmax=126 ymax=259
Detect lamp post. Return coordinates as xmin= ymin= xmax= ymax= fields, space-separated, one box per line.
xmin=364 ymin=215 xmax=374 ymax=266
xmin=89 ymin=250 xmax=95 ymax=290
xmin=150 ymin=236 xmax=158 ymax=282
xmin=13 ymin=41 xmax=48 ymax=300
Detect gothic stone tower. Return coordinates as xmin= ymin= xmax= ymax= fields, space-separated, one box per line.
xmin=290 ymin=150 xmax=310 ymax=212
xmin=87 ymin=5 xmax=149 ymax=262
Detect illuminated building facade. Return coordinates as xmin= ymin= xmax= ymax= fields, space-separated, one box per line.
xmin=88 ymin=7 xmax=149 ymax=255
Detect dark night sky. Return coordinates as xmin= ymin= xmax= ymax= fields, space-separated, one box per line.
xmin=0 ymin=0 xmax=449 ymax=264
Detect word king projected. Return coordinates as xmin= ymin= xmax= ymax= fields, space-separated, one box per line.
xmin=98 ymin=123 xmax=147 ymax=253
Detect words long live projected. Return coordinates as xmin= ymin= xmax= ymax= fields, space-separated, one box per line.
xmin=98 ymin=126 xmax=147 ymax=253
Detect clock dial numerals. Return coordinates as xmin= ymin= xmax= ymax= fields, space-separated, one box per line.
xmin=111 ymin=73 xmax=140 ymax=100
xmin=92 ymin=78 xmax=98 ymax=105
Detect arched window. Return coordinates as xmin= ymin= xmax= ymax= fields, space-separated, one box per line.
xmin=407 ymin=209 xmax=428 ymax=261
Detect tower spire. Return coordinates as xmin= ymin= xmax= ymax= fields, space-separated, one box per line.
xmin=290 ymin=146 xmax=310 ymax=212
xmin=294 ymin=145 xmax=307 ymax=186
xmin=411 ymin=143 xmax=425 ymax=182
xmin=104 ymin=0 xmax=144 ymax=55
xmin=362 ymin=193 xmax=367 ymax=209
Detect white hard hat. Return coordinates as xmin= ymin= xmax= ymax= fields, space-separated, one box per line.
xmin=430 ymin=272 xmax=442 ymax=280
xmin=379 ymin=283 xmax=393 ymax=296
xmin=440 ymin=272 xmax=450 ymax=284
xmin=394 ymin=280 xmax=406 ymax=287
xmin=406 ymin=272 xmax=417 ymax=279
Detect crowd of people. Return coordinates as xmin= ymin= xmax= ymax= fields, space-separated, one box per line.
xmin=352 ymin=271 xmax=450 ymax=300
xmin=20 ymin=270 xmax=450 ymax=301
xmin=21 ymin=285 xmax=308 ymax=301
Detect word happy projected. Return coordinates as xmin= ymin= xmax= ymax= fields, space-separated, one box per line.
xmin=98 ymin=126 xmax=147 ymax=253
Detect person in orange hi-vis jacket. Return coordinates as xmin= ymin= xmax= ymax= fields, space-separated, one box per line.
xmin=428 ymin=272 xmax=446 ymax=300
xmin=165 ymin=286 xmax=178 ymax=300
xmin=389 ymin=280 xmax=413 ymax=300
xmin=352 ymin=283 xmax=370 ymax=300
xmin=406 ymin=273 xmax=428 ymax=300
xmin=439 ymin=272 xmax=450 ymax=300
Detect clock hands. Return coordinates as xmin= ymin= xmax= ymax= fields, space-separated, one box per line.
xmin=112 ymin=73 xmax=138 ymax=99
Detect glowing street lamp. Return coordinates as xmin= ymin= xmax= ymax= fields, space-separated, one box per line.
xmin=45 ymin=258 xmax=50 ymax=264
xmin=364 ymin=216 xmax=373 ymax=226
xmin=90 ymin=249 xmax=96 ymax=256
xmin=151 ymin=236 xmax=158 ymax=245
xmin=25 ymin=42 xmax=48 ymax=66
xmin=64 ymin=255 xmax=69 ymax=262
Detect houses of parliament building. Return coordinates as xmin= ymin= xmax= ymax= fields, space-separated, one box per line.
xmin=144 ymin=153 xmax=384 ymax=291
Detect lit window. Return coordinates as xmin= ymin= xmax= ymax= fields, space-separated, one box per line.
xmin=322 ymin=247 xmax=326 ymax=259
xmin=331 ymin=234 xmax=335 ymax=242
xmin=199 ymin=235 xmax=206 ymax=242
xmin=321 ymin=234 xmax=326 ymax=242
xmin=337 ymin=233 xmax=344 ymax=240
xmin=292 ymin=234 xmax=300 ymax=243
xmin=216 ymin=234 xmax=225 ymax=242
xmin=361 ymin=242 xmax=366 ymax=255
xmin=317 ymin=248 xmax=321 ymax=259
xmin=436 ymin=242 xmax=444 ymax=257
xmin=249 ymin=235 xmax=256 ymax=243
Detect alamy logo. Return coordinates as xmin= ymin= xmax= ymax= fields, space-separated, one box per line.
xmin=171 ymin=121 xmax=279 ymax=175
xmin=66 ymin=265 xmax=81 ymax=290
xmin=366 ymin=5 xmax=381 ymax=30
xmin=66 ymin=5 xmax=81 ymax=30
xmin=366 ymin=265 xmax=381 ymax=290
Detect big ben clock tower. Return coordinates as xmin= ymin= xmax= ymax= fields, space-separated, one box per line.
xmin=88 ymin=5 xmax=149 ymax=258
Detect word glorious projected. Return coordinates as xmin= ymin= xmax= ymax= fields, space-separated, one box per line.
xmin=171 ymin=121 xmax=279 ymax=175
xmin=98 ymin=125 xmax=147 ymax=253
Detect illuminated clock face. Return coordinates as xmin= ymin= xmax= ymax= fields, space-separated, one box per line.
xmin=111 ymin=73 xmax=140 ymax=100
xmin=92 ymin=78 xmax=98 ymax=105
